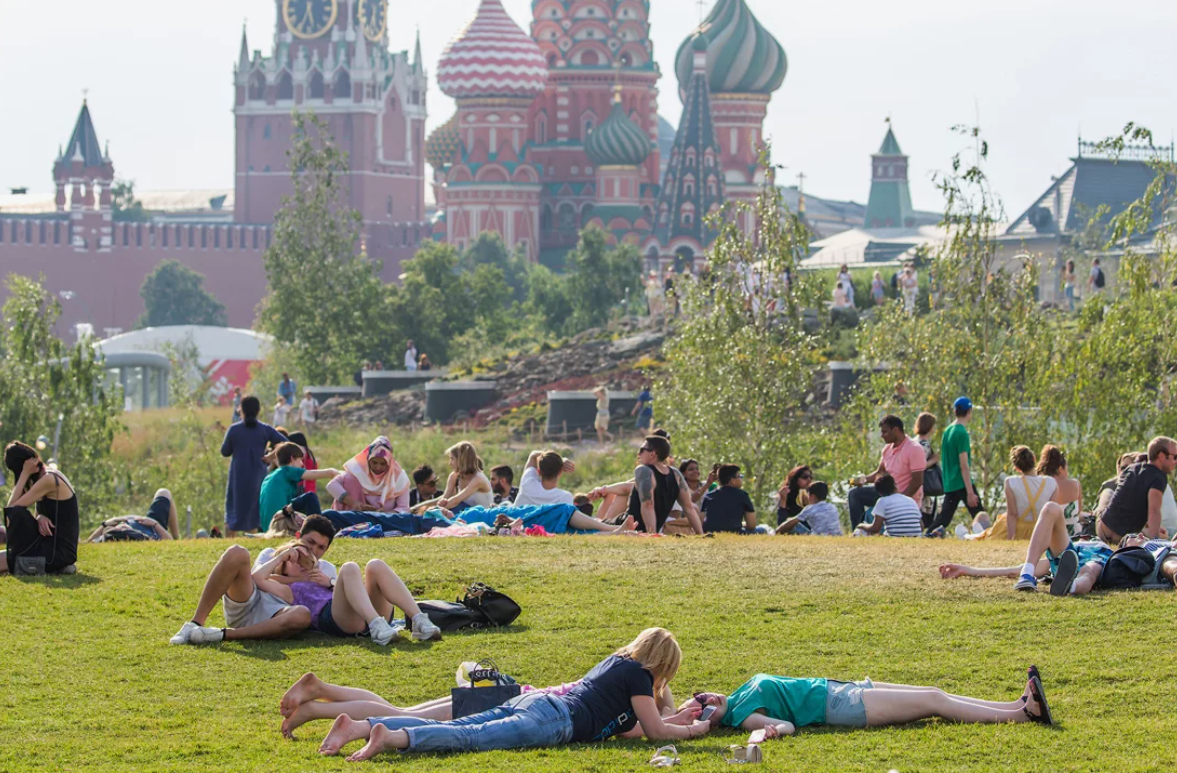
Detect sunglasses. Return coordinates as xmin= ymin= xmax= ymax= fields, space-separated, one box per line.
xmin=800 ymin=474 xmax=813 ymax=480
xmin=639 ymin=446 xmax=653 ymax=453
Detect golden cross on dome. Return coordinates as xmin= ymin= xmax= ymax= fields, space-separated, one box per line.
xmin=612 ymin=61 xmax=623 ymax=104
xmin=696 ymin=0 xmax=707 ymax=23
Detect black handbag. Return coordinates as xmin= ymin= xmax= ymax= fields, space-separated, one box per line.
xmin=414 ymin=600 xmax=492 ymax=632
xmin=451 ymin=659 xmax=522 ymax=719
xmin=462 ymin=583 xmax=521 ymax=627
xmin=922 ymin=465 xmax=945 ymax=498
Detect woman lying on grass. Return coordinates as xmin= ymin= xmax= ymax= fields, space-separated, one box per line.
xmin=686 ymin=668 xmax=1052 ymax=744
xmin=252 ymin=543 xmax=441 ymax=644
xmin=318 ymin=628 xmax=712 ymax=760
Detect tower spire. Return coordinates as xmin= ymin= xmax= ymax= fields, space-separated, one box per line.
xmin=238 ymin=23 xmax=250 ymax=72
xmin=413 ymin=28 xmax=423 ymax=73
xmin=353 ymin=10 xmax=369 ymax=70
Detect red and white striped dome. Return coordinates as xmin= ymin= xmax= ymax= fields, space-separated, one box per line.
xmin=437 ymin=0 xmax=548 ymax=100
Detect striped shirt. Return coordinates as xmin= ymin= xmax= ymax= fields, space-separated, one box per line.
xmin=871 ymin=494 xmax=923 ymax=537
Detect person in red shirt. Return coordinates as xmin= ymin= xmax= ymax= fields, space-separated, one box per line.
xmin=847 ymin=415 xmax=927 ymax=529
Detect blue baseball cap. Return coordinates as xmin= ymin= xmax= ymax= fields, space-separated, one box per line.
xmin=953 ymin=396 xmax=973 ymax=414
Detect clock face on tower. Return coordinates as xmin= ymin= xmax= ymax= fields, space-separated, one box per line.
xmin=358 ymin=0 xmax=388 ymax=42
xmin=283 ymin=0 xmax=339 ymax=40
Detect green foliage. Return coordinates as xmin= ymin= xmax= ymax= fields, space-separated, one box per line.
xmin=659 ymin=175 xmax=826 ymax=503
xmin=110 ymin=179 xmax=151 ymax=223
xmin=0 ymin=275 xmax=124 ymax=518
xmin=136 ymin=260 xmax=228 ymax=329
xmin=156 ymin=332 xmax=213 ymax=408
xmin=258 ymin=112 xmax=390 ymax=385
xmin=564 ymin=228 xmax=643 ymax=333
xmin=459 ymin=232 xmax=531 ymax=304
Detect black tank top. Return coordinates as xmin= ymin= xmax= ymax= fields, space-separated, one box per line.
xmin=627 ymin=465 xmax=681 ymax=533
xmin=36 ymin=473 xmax=80 ymax=569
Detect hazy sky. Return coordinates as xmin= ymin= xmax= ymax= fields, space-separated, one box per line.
xmin=2 ymin=0 xmax=1175 ymax=219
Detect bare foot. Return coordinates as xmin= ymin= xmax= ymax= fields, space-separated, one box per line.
xmin=346 ymin=723 xmax=400 ymax=762
xmin=282 ymin=702 xmax=319 ymax=739
xmin=281 ymin=672 xmax=322 ymax=717
xmin=320 ymin=715 xmax=370 ymax=756
xmin=620 ymin=515 xmax=637 ymax=532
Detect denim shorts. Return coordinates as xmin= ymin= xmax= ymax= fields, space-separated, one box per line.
xmin=825 ymin=678 xmax=873 ymax=728
xmin=316 ymin=601 xmax=367 ymax=638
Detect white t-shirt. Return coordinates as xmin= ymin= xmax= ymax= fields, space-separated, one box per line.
xmin=299 ymin=397 xmax=318 ymax=423
xmin=254 ymin=547 xmax=337 ymax=581
xmin=273 ymin=403 xmax=291 ymax=426
xmin=512 ymin=467 xmax=574 ymax=508
xmin=405 ymin=349 xmax=418 ymax=370
xmin=871 ymin=493 xmax=923 ymax=537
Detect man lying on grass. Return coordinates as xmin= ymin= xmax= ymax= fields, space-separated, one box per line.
xmin=939 ymin=500 xmax=1175 ymax=596
xmin=685 ymin=667 xmax=1051 ymax=744
xmin=318 ymin=628 xmax=712 ymax=761
xmin=171 ymin=515 xmax=340 ymax=644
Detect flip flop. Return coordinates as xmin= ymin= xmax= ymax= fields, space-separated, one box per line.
xmin=650 ymin=745 xmax=680 ymax=767
xmin=1050 ymin=549 xmax=1080 ymax=596
xmin=1024 ymin=675 xmax=1053 ymax=726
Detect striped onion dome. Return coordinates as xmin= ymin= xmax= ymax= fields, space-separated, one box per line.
xmin=437 ymin=0 xmax=548 ymax=100
xmin=425 ymin=112 xmax=461 ymax=170
xmin=585 ymin=100 xmax=653 ymax=167
xmin=673 ymin=0 xmax=786 ymax=98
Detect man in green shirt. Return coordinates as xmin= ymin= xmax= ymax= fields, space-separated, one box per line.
xmin=928 ymin=396 xmax=983 ymax=536
xmin=259 ymin=443 xmax=341 ymax=533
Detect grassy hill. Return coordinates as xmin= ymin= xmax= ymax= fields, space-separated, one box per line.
xmin=1 ymin=535 xmax=1171 ymax=772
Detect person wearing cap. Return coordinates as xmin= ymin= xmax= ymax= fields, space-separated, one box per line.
xmin=927 ymin=397 xmax=984 ymax=535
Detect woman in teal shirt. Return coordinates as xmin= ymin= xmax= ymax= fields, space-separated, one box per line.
xmin=689 ymin=668 xmax=1051 ymax=740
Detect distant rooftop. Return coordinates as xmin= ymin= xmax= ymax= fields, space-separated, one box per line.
xmin=0 ymin=189 xmax=234 ymax=217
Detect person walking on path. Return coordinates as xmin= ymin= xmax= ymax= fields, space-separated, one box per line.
xmin=927 ymin=397 xmax=983 ymax=536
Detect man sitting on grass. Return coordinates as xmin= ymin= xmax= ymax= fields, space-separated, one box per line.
xmin=170 ymin=514 xmax=338 ymax=644
xmin=776 ymin=482 xmax=842 ymax=535
xmin=512 ymin=451 xmax=575 ymax=508
xmin=852 ymin=475 xmax=923 ymax=537
xmin=408 ymin=465 xmax=438 ymax=509
xmin=490 ymin=465 xmax=518 ymax=505
xmin=701 ymin=465 xmax=760 ymax=534
xmin=588 ymin=436 xmax=703 ymax=535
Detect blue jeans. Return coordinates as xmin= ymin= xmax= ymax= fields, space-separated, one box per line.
xmin=370 ymin=693 xmax=573 ymax=754
xmin=322 ymin=510 xmax=452 ymax=535
xmin=289 ymin=492 xmax=322 ymax=516
xmin=847 ymin=485 xmax=879 ymax=529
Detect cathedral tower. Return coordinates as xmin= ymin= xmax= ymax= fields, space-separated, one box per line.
xmin=864 ymin=123 xmax=915 ymax=229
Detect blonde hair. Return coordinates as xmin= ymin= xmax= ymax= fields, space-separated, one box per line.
xmin=446 ymin=441 xmax=483 ymax=476
xmin=615 ymin=628 xmax=682 ymax=691
xmin=263 ymin=508 xmax=301 ymax=539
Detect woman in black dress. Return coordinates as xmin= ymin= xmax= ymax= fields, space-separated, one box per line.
xmin=2 ymin=442 xmax=80 ymax=575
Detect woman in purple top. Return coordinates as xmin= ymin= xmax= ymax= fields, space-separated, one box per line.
xmin=220 ymin=395 xmax=287 ymax=535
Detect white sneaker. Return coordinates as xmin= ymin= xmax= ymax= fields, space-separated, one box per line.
xmin=188 ymin=625 xmax=226 ymax=644
xmin=368 ymin=617 xmax=397 ymax=646
xmin=411 ymin=613 xmax=442 ymax=642
xmin=954 ymin=524 xmax=969 ymax=539
xmin=170 ymin=621 xmax=199 ymax=645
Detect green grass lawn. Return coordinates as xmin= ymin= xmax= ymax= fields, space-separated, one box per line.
xmin=2 ymin=535 xmax=1172 ymax=772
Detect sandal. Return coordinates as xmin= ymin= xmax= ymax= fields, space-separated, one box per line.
xmin=1021 ymin=665 xmax=1041 ymax=703
xmin=1024 ymin=675 xmax=1053 ymax=726
xmin=649 ymin=745 xmax=680 ymax=767
xmin=721 ymin=744 xmax=762 ymax=764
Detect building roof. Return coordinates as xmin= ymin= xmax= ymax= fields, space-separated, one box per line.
xmin=673 ymin=0 xmax=786 ymax=99
xmin=437 ymin=0 xmax=548 ymax=100
xmin=425 ymin=112 xmax=461 ymax=171
xmin=585 ymin=99 xmax=653 ymax=168
xmin=0 ymin=189 xmax=235 ymax=216
xmin=801 ymin=225 xmax=949 ymax=269
xmin=98 ymin=325 xmax=273 ymax=366
xmin=1005 ymin=155 xmax=1171 ymax=237
xmin=63 ymin=101 xmax=106 ymax=169
xmin=864 ymin=124 xmax=915 ymax=229
xmin=877 ymin=127 xmax=903 ymax=156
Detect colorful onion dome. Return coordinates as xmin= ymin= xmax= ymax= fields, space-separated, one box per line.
xmin=673 ymin=0 xmax=787 ymax=98
xmin=437 ymin=0 xmax=548 ymax=100
xmin=585 ymin=99 xmax=653 ymax=167
xmin=425 ymin=112 xmax=462 ymax=170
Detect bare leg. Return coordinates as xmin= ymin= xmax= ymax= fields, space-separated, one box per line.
xmin=364 ymin=559 xmax=423 ymax=621
xmin=330 ymin=562 xmax=381 ymax=634
xmin=86 ymin=525 xmax=107 ymax=542
xmin=283 ymin=700 xmax=442 ymax=739
xmin=862 ymin=687 xmax=1034 ymax=725
xmin=190 ymin=545 xmax=257 ymax=625
xmin=1069 ymin=563 xmax=1103 ymax=596
xmin=0 ymin=550 xmax=8 ymax=575
xmin=156 ymin=488 xmax=180 ymax=540
xmin=319 ymin=715 xmax=373 ymax=756
xmin=1023 ymin=503 xmax=1072 ymax=567
xmin=567 ymin=512 xmax=636 ymax=533
xmin=282 ymin=673 xmax=393 ymax=717
xmin=870 ymin=681 xmax=1029 ymax=710
xmin=224 ymin=606 xmax=312 ymax=641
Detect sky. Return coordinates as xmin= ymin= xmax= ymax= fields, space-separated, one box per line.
xmin=2 ymin=0 xmax=1176 ymax=219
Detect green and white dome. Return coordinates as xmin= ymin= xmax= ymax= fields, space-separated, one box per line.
xmin=585 ymin=100 xmax=653 ymax=167
xmin=673 ymin=0 xmax=786 ymax=99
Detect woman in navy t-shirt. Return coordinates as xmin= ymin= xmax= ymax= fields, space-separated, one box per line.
xmin=319 ymin=628 xmax=713 ymax=761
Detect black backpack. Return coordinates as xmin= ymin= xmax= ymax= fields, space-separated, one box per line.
xmin=410 ymin=583 xmax=522 ymax=632
xmin=1094 ymin=267 xmax=1106 ymax=288
xmin=1098 ymin=546 xmax=1155 ymax=589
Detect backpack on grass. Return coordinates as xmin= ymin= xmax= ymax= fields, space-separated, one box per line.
xmin=410 ymin=583 xmax=522 ymax=632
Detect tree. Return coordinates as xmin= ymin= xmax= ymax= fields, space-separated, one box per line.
xmin=111 ymin=180 xmax=151 ymax=222
xmin=0 ymin=275 xmax=124 ymax=523
xmin=564 ymin=227 xmax=643 ymax=333
xmin=460 ymin=232 xmax=530 ymax=304
xmin=136 ymin=260 xmax=228 ymax=328
xmin=658 ymin=174 xmax=826 ymax=503
xmin=258 ymin=112 xmax=392 ymax=384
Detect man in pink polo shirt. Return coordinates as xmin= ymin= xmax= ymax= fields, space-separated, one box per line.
xmin=847 ymin=415 xmax=927 ymax=529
